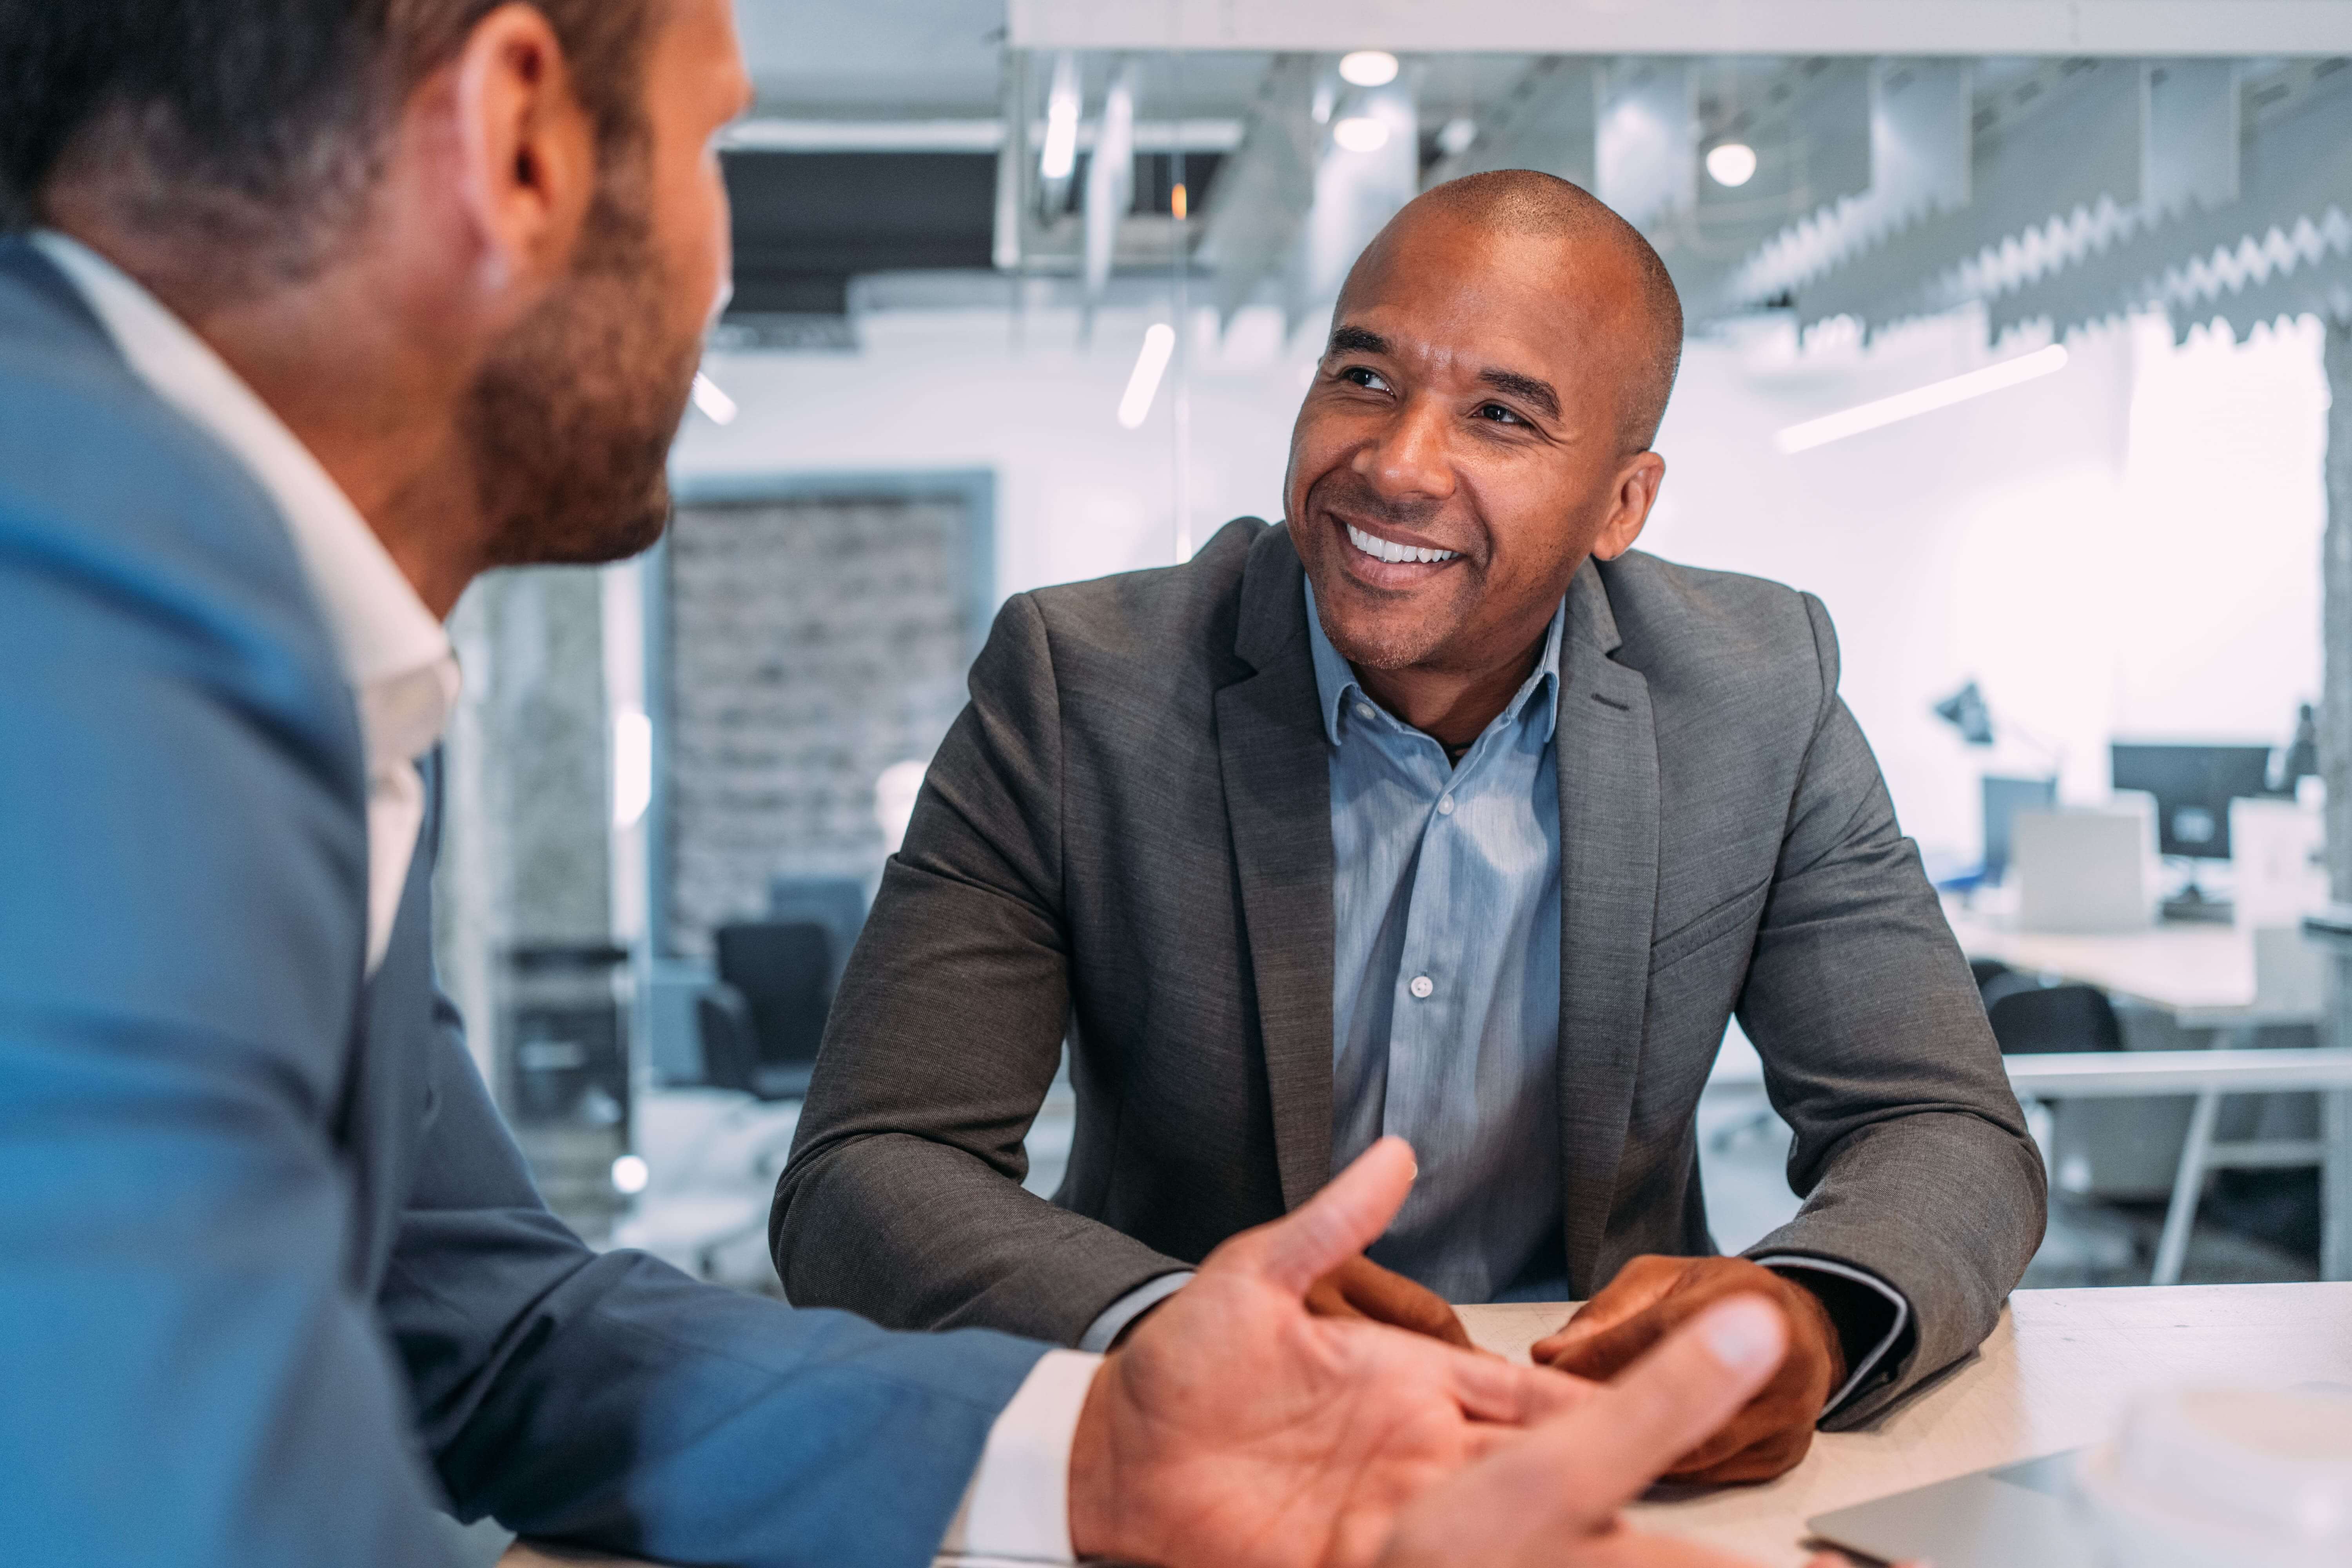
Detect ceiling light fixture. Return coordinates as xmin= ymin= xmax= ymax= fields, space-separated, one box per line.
xmin=1040 ymin=52 xmax=1081 ymax=181
xmin=1437 ymin=117 xmax=1478 ymax=157
xmin=690 ymin=371 xmax=737 ymax=425
xmin=1332 ymin=116 xmax=1391 ymax=154
xmin=1775 ymin=344 xmax=2071 ymax=454
xmin=1339 ymin=51 xmax=1400 ymax=87
xmin=1705 ymin=141 xmax=1759 ymax=187
xmin=1118 ymin=323 xmax=1177 ymax=430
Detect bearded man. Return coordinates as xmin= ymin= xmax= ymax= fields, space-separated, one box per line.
xmin=0 ymin=4 xmax=1824 ymax=1566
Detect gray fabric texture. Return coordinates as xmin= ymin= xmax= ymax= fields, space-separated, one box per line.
xmin=773 ymin=517 xmax=2047 ymax=1426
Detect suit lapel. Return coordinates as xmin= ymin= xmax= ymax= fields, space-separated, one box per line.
xmin=1552 ymin=561 xmax=1660 ymax=1294
xmin=1216 ymin=526 xmax=1336 ymax=1212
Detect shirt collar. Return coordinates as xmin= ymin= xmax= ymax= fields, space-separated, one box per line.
xmin=1303 ymin=575 xmax=1567 ymax=749
xmin=31 ymin=230 xmax=457 ymax=768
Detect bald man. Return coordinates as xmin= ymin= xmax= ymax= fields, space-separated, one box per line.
xmin=776 ymin=171 xmax=2045 ymax=1481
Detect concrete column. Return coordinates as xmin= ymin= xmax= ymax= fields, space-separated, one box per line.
xmin=2319 ymin=317 xmax=2352 ymax=1280
xmin=2325 ymin=318 xmax=2352 ymax=902
xmin=433 ymin=566 xmax=619 ymax=1236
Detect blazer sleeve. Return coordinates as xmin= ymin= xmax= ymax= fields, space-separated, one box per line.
xmin=0 ymin=481 xmax=470 ymax=1565
xmin=382 ymin=983 xmax=1047 ymax=1566
xmin=773 ymin=592 xmax=1192 ymax=1344
xmin=1735 ymin=592 xmax=2049 ymax=1428
xmin=0 ymin=442 xmax=1041 ymax=1568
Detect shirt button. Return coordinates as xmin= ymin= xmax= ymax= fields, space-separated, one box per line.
xmin=1437 ymin=793 xmax=1455 ymax=816
xmin=1354 ymin=702 xmax=1377 ymax=721
xmin=1408 ymin=975 xmax=1434 ymax=1000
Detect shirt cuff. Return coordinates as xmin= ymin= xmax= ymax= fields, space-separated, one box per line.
xmin=937 ymin=1348 xmax=1102 ymax=1564
xmin=1751 ymin=1254 xmax=1911 ymax=1418
xmin=1076 ymin=1271 xmax=1194 ymax=1354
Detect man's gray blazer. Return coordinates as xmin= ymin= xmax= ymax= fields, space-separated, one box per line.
xmin=775 ymin=517 xmax=2047 ymax=1425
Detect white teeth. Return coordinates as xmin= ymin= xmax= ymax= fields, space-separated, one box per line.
xmin=1346 ymin=523 xmax=1458 ymax=566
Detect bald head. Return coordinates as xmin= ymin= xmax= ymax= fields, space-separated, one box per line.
xmin=1345 ymin=169 xmax=1684 ymax=451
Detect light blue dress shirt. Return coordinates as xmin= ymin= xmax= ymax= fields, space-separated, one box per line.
xmin=1308 ymin=580 xmax=1573 ymax=1303
xmin=1086 ymin=579 xmax=1911 ymax=1415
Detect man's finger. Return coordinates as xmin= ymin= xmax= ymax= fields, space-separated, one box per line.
xmin=1246 ymin=1136 xmax=1419 ymax=1296
xmin=1520 ymin=1296 xmax=1791 ymax=1530
xmin=1441 ymin=1350 xmax=1596 ymax=1426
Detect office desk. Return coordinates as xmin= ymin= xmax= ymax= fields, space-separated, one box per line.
xmin=499 ymin=1284 xmax=2352 ymax=1568
xmin=1941 ymin=909 xmax=2316 ymax=1028
xmin=1943 ymin=906 xmax=2350 ymax=1281
xmin=1464 ymin=1285 xmax=2352 ymax=1568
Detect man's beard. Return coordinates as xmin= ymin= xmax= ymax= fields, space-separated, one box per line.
xmin=465 ymin=185 xmax=697 ymax=569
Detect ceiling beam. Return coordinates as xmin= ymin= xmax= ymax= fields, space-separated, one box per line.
xmin=1010 ymin=0 xmax=2352 ymax=58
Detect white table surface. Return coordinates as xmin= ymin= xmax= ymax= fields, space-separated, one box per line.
xmin=1942 ymin=908 xmax=2316 ymax=1026
xmin=1463 ymin=1284 xmax=2352 ymax=1567
xmin=502 ymin=1283 xmax=2352 ymax=1568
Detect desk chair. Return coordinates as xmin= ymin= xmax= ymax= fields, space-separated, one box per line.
xmin=683 ymin=920 xmax=835 ymax=1278
xmin=1982 ymin=976 xmax=2126 ymax=1055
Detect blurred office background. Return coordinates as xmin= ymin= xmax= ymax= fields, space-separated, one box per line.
xmin=430 ymin=1 xmax=2352 ymax=1296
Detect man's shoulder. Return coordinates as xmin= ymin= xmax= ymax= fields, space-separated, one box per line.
xmin=1596 ymin=550 xmax=1827 ymax=680
xmin=0 ymin=252 xmax=342 ymax=677
xmin=1011 ymin=515 xmax=1272 ymax=686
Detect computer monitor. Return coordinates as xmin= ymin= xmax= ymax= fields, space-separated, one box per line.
xmin=1982 ymin=775 xmax=2058 ymax=882
xmin=2108 ymin=743 xmax=2276 ymax=860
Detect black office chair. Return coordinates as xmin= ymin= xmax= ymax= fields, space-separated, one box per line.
xmin=699 ymin=920 xmax=835 ymax=1100
xmin=1981 ymin=974 xmax=2125 ymax=1055
xmin=684 ymin=920 xmax=835 ymax=1279
xmin=1970 ymin=957 xmax=2013 ymax=995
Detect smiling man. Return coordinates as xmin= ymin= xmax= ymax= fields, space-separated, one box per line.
xmin=0 ymin=7 xmax=1831 ymax=1561
xmin=777 ymin=171 xmax=2046 ymax=1482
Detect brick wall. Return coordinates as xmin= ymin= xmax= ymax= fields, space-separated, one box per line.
xmin=662 ymin=488 xmax=982 ymax=956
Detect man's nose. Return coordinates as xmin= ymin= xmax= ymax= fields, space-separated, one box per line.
xmin=1352 ymin=397 xmax=1457 ymax=505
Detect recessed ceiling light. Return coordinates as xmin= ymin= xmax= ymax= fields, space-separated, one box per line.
xmin=1339 ymin=51 xmax=1399 ymax=87
xmin=1705 ymin=142 xmax=1759 ymax=187
xmin=1333 ymin=116 xmax=1391 ymax=154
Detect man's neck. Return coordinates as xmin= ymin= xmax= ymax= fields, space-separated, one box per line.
xmin=1354 ymin=627 xmax=1548 ymax=754
xmin=52 ymin=212 xmax=494 ymax=619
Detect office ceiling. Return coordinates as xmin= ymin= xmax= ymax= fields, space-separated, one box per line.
xmin=719 ymin=2 xmax=2352 ymax=345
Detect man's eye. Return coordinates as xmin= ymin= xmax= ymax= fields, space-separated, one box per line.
xmin=1475 ymin=403 xmax=1523 ymax=424
xmin=1339 ymin=366 xmax=1391 ymax=392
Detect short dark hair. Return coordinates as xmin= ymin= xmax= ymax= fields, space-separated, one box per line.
xmin=1411 ymin=169 xmax=1685 ymax=452
xmin=0 ymin=1 xmax=659 ymax=278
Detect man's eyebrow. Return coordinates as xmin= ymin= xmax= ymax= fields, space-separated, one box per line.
xmin=1326 ymin=325 xmax=1390 ymax=356
xmin=1476 ymin=367 xmax=1561 ymax=421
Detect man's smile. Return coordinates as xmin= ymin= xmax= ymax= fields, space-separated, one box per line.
xmin=1331 ymin=512 xmax=1466 ymax=587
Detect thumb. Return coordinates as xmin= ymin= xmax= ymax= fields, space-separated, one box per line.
xmin=1524 ymin=1296 xmax=1791 ymax=1530
xmin=1249 ymin=1137 xmax=1418 ymax=1297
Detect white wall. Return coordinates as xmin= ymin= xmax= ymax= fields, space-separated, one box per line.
xmin=673 ymin=298 xmax=2329 ymax=866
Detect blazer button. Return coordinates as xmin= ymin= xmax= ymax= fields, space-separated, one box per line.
xmin=1408 ymin=975 xmax=1434 ymax=999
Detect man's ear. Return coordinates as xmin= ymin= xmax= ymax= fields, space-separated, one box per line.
xmin=1590 ymin=452 xmax=1665 ymax=561
xmin=447 ymin=3 xmax=597 ymax=303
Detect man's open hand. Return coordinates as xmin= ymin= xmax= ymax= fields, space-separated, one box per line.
xmin=1066 ymin=1138 xmax=1592 ymax=1568
xmin=1533 ymin=1256 xmax=1844 ymax=1483
xmin=1378 ymin=1296 xmax=1846 ymax=1568
xmin=1305 ymin=1253 xmax=1476 ymax=1349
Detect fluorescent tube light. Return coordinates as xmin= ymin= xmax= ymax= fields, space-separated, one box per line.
xmin=612 ymin=708 xmax=653 ymax=829
xmin=1774 ymin=344 xmax=2069 ymax=454
xmin=690 ymin=371 xmax=737 ymax=426
xmin=1118 ymin=323 xmax=1177 ymax=429
xmin=1041 ymin=53 xmax=1081 ymax=180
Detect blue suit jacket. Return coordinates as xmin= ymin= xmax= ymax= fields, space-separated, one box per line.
xmin=0 ymin=238 xmax=1046 ymax=1566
